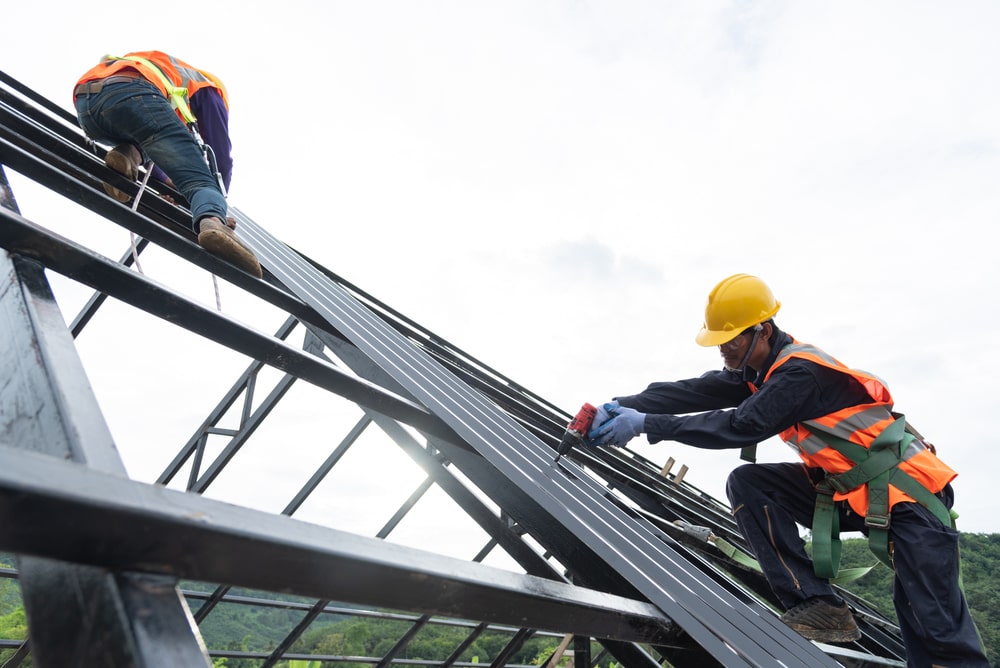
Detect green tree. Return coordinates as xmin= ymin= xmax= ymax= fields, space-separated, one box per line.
xmin=837 ymin=535 xmax=998 ymax=665
xmin=0 ymin=607 xmax=27 ymax=641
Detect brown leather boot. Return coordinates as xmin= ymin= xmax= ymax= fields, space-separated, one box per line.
xmin=197 ymin=216 xmax=263 ymax=278
xmin=103 ymin=144 xmax=142 ymax=202
xmin=781 ymin=598 xmax=861 ymax=643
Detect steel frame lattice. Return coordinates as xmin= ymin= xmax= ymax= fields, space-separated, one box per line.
xmin=0 ymin=70 xmax=909 ymax=667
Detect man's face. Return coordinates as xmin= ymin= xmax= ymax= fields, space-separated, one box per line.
xmin=718 ymin=329 xmax=754 ymax=371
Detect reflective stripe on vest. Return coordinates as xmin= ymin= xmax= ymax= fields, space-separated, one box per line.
xmin=108 ymin=54 xmax=197 ymax=124
xmin=762 ymin=342 xmax=959 ymax=577
xmin=769 ymin=342 xmax=897 ymax=463
xmin=762 ymin=341 xmax=955 ymax=516
xmin=162 ymin=54 xmax=229 ymax=107
xmin=102 ymin=52 xmax=228 ymax=125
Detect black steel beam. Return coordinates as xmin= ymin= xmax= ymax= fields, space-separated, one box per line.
xmin=0 ymin=250 xmax=214 ymax=666
xmin=0 ymin=105 xmax=573 ymax=449
xmin=0 ymin=446 xmax=675 ymax=646
xmin=0 ymin=128 xmax=330 ymax=329
xmin=0 ymin=205 xmax=460 ymax=446
xmin=0 ymin=69 xmax=905 ymax=667
xmin=234 ymin=210 xmax=841 ymax=667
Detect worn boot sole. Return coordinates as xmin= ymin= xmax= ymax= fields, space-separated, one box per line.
xmin=198 ymin=227 xmax=263 ymax=278
xmin=785 ymin=622 xmax=862 ymax=644
xmin=103 ymin=149 xmax=138 ymax=203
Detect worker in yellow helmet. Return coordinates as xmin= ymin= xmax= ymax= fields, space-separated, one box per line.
xmin=588 ymin=274 xmax=987 ymax=665
xmin=73 ymin=51 xmax=261 ymax=278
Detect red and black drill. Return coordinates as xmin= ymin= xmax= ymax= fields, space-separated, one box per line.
xmin=553 ymin=403 xmax=598 ymax=463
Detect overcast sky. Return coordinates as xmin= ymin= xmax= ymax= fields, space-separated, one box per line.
xmin=3 ymin=1 xmax=998 ymax=552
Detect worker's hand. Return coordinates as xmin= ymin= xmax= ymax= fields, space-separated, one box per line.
xmin=588 ymin=404 xmax=646 ymax=447
xmin=226 ymin=215 xmax=237 ymax=230
xmin=587 ymin=401 xmax=618 ymax=440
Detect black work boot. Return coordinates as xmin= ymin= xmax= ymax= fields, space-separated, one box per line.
xmin=781 ymin=598 xmax=861 ymax=643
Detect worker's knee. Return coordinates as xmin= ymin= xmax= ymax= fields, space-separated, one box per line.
xmin=725 ymin=463 xmax=757 ymax=506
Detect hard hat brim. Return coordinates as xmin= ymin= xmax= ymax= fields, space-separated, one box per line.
xmin=695 ymin=327 xmax=743 ymax=347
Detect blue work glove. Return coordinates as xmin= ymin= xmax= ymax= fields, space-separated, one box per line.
xmin=588 ymin=404 xmax=646 ymax=447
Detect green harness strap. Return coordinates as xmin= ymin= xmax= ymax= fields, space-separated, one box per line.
xmin=712 ymin=535 xmax=875 ymax=584
xmin=811 ymin=416 xmax=954 ymax=578
xmin=670 ymin=520 xmax=876 ymax=584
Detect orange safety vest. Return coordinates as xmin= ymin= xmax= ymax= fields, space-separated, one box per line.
xmin=75 ymin=51 xmax=229 ymax=121
xmin=755 ymin=342 xmax=957 ymax=518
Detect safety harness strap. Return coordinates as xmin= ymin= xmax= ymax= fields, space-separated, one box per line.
xmin=886 ymin=467 xmax=955 ymax=527
xmin=811 ymin=482 xmax=842 ymax=578
xmin=106 ymin=55 xmax=198 ymax=125
xmin=673 ymin=521 xmax=876 ymax=584
xmin=811 ymin=416 xmax=954 ymax=576
xmin=712 ymin=535 xmax=762 ymax=570
xmin=104 ymin=55 xmax=224 ymax=194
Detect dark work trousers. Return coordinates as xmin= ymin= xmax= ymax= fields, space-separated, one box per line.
xmin=726 ymin=462 xmax=989 ymax=668
xmin=74 ymin=77 xmax=227 ymax=231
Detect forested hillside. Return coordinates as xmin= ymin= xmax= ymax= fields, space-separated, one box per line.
xmin=2 ymin=536 xmax=998 ymax=666
xmin=838 ymin=532 xmax=999 ymax=665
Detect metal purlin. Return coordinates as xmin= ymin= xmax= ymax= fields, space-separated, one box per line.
xmin=0 ymin=68 xmax=906 ymax=666
xmin=5 ymin=78 xmax=632 ymax=664
xmin=233 ymin=209 xmax=839 ymax=668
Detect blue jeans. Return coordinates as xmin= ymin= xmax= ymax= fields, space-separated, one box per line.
xmin=74 ymin=78 xmax=227 ymax=231
xmin=727 ymin=462 xmax=988 ymax=667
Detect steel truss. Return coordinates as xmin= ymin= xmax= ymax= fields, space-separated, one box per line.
xmin=0 ymin=70 xmax=907 ymax=667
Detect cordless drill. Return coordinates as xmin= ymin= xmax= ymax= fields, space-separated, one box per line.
xmin=554 ymin=403 xmax=598 ymax=462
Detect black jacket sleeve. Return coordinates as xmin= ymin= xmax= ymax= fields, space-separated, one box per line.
xmin=617 ymin=359 xmax=861 ymax=450
xmin=616 ymin=369 xmax=751 ymax=415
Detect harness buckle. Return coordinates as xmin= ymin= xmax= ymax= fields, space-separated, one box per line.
xmin=864 ymin=513 xmax=891 ymax=529
xmin=819 ymin=475 xmax=854 ymax=494
xmin=826 ymin=476 xmax=853 ymax=494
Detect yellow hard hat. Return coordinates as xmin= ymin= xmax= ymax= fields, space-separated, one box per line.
xmin=695 ymin=274 xmax=781 ymax=347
